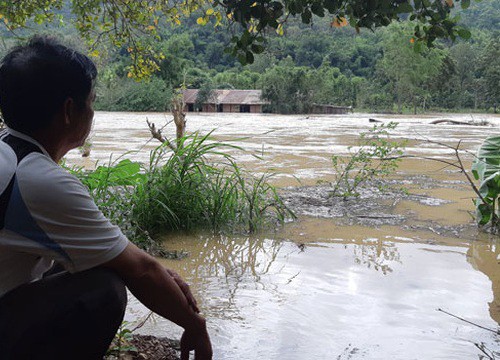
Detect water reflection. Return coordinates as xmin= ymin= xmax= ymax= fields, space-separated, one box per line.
xmin=351 ymin=238 xmax=401 ymax=275
xmin=467 ymin=236 xmax=500 ymax=324
xmin=130 ymin=224 xmax=500 ymax=360
xmin=158 ymin=233 xmax=289 ymax=320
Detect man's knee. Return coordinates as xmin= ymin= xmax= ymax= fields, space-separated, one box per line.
xmin=83 ymin=267 xmax=127 ymax=315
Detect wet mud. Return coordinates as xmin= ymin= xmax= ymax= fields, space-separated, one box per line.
xmin=281 ymin=174 xmax=472 ymax=235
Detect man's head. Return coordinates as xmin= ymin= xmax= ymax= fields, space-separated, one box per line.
xmin=0 ymin=35 xmax=97 ymax=136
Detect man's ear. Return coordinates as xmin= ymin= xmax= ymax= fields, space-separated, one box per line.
xmin=62 ymin=97 xmax=74 ymax=126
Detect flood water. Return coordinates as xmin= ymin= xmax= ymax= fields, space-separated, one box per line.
xmin=67 ymin=112 xmax=500 ymax=359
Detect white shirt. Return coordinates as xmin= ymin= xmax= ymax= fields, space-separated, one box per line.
xmin=0 ymin=128 xmax=128 ymax=298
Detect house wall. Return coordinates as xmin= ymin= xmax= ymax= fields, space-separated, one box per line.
xmin=202 ymin=104 xmax=216 ymax=112
xmin=250 ymin=105 xmax=261 ymax=113
xmin=312 ymin=105 xmax=350 ymax=114
xmin=184 ymin=103 xmax=264 ymax=113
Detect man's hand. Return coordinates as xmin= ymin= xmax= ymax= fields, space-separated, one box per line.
xmin=102 ymin=243 xmax=213 ymax=358
xmin=167 ymin=269 xmax=199 ymax=313
xmin=180 ymin=321 xmax=213 ymax=360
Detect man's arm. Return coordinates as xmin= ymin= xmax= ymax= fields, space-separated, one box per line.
xmin=101 ymin=242 xmax=212 ymax=359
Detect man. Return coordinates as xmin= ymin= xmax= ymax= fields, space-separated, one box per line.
xmin=0 ymin=36 xmax=212 ymax=359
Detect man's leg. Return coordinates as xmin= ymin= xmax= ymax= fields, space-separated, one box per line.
xmin=0 ymin=267 xmax=127 ymax=360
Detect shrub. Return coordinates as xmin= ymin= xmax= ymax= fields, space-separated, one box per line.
xmin=71 ymin=132 xmax=294 ymax=252
xmin=472 ymin=135 xmax=500 ymax=231
xmin=331 ymin=122 xmax=406 ymax=198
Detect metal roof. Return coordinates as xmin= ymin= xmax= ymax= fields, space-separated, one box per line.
xmin=183 ymin=89 xmax=267 ymax=105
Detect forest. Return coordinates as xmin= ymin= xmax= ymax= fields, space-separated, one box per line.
xmin=0 ymin=0 xmax=498 ymax=114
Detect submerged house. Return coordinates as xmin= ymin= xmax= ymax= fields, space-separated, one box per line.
xmin=311 ymin=104 xmax=352 ymax=115
xmin=183 ymin=89 xmax=267 ymax=113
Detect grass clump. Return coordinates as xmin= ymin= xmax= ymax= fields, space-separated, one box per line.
xmin=71 ymin=132 xmax=293 ymax=253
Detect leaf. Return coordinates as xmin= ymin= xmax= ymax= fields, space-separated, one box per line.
xmin=472 ymin=136 xmax=500 ymax=225
xmin=461 ymin=0 xmax=470 ymax=9
xmin=301 ymin=9 xmax=312 ymax=23
xmin=206 ymin=8 xmax=214 ymax=15
xmin=445 ymin=0 xmax=454 ymax=7
xmin=331 ymin=17 xmax=348 ymax=28
xmin=245 ymin=51 xmax=254 ymax=64
xmin=457 ymin=28 xmax=471 ymax=40
xmin=251 ymin=44 xmax=265 ymax=54
xmin=397 ymin=2 xmax=414 ymax=13
xmin=413 ymin=40 xmax=423 ymax=53
xmin=237 ymin=53 xmax=247 ymax=65
xmin=276 ymin=24 xmax=284 ymax=36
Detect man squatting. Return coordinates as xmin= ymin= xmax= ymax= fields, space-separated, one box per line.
xmin=0 ymin=36 xmax=213 ymax=360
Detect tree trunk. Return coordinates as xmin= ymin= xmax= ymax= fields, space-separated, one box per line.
xmin=172 ymin=96 xmax=186 ymax=149
xmin=396 ymin=83 xmax=402 ymax=114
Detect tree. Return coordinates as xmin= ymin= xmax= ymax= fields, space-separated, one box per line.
xmin=260 ymin=64 xmax=314 ymax=114
xmin=194 ymin=81 xmax=217 ymax=111
xmin=377 ymin=22 xmax=445 ymax=114
xmin=0 ymin=0 xmax=474 ymax=77
xmin=450 ymin=42 xmax=477 ymax=108
xmin=477 ymin=36 xmax=500 ymax=112
xmin=158 ymin=34 xmax=195 ymax=88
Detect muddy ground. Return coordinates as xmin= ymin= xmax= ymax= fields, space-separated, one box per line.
xmin=280 ymin=174 xmax=477 ymax=238
xmin=107 ymin=335 xmax=180 ymax=360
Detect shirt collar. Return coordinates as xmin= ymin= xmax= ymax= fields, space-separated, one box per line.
xmin=6 ymin=128 xmax=52 ymax=159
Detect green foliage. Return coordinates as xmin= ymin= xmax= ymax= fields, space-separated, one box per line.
xmin=70 ymin=133 xmax=294 ymax=251
xmin=0 ymin=2 xmax=496 ymax=113
xmin=0 ymin=0 xmax=474 ymax=73
xmin=194 ymin=81 xmax=216 ymax=110
xmin=471 ymin=136 xmax=500 ymax=229
xmin=213 ymin=70 xmax=260 ymax=89
xmin=477 ymin=37 xmax=500 ymax=112
xmin=221 ymin=0 xmax=469 ymax=65
xmin=106 ymin=321 xmax=137 ymax=357
xmin=260 ymin=65 xmax=315 ymax=113
xmin=95 ymin=77 xmax=172 ymax=112
xmin=331 ymin=122 xmax=406 ymax=198
xmin=377 ymin=22 xmax=446 ymax=114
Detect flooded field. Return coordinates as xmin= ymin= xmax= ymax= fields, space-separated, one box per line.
xmin=67 ymin=112 xmax=500 ymax=359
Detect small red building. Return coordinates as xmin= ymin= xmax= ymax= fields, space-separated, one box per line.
xmin=183 ymin=89 xmax=267 ymax=113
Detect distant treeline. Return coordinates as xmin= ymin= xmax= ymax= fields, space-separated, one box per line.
xmin=1 ymin=0 xmax=497 ymax=114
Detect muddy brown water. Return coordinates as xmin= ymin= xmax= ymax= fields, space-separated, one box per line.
xmin=67 ymin=112 xmax=500 ymax=359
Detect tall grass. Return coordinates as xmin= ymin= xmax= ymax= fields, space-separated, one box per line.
xmin=71 ymin=132 xmax=293 ymax=253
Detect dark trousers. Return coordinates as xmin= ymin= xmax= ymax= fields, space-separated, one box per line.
xmin=0 ymin=268 xmax=127 ymax=360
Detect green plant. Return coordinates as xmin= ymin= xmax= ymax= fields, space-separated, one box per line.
xmin=471 ymin=135 xmax=500 ymax=230
xmin=331 ymin=122 xmax=406 ymax=198
xmin=106 ymin=321 xmax=137 ymax=357
xmin=131 ymin=132 xmax=294 ymax=235
xmin=70 ymin=132 xmax=294 ymax=253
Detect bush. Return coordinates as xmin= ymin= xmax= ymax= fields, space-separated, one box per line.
xmin=331 ymin=122 xmax=406 ymax=198
xmin=71 ymin=132 xmax=294 ymax=252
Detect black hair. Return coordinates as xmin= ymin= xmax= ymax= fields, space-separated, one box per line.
xmin=0 ymin=35 xmax=97 ymax=134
